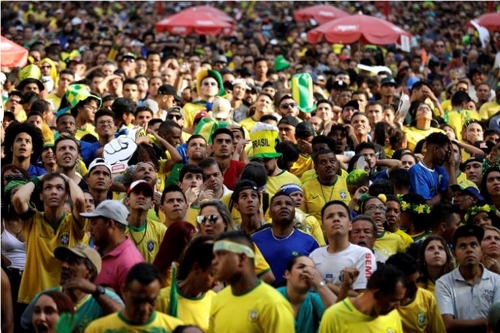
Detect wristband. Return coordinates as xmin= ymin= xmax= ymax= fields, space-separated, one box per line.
xmin=29 ymin=176 xmax=41 ymax=189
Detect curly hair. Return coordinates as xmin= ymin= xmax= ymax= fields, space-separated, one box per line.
xmin=3 ymin=122 xmax=44 ymax=165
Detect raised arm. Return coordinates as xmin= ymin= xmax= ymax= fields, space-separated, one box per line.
xmin=60 ymin=174 xmax=86 ymax=225
xmin=12 ymin=180 xmax=37 ymax=215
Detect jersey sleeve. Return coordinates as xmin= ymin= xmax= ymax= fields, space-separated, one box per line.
xmin=306 ymin=215 xmax=326 ymax=246
xmin=435 ymin=277 xmax=455 ymax=316
xmin=353 ymin=250 xmax=377 ymax=290
xmin=437 ymin=166 xmax=449 ymax=192
xmin=409 ymin=166 xmax=432 ymax=200
xmin=319 ymin=307 xmax=339 ymax=333
xmin=253 ymin=243 xmax=272 ymax=277
xmin=156 ymin=287 xmax=171 ymax=314
xmin=427 ymin=292 xmax=446 ymax=333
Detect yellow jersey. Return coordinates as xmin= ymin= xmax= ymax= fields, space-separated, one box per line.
xmin=374 ymin=231 xmax=406 ymax=260
xmin=301 ymin=168 xmax=348 ymax=184
xmin=319 ymin=298 xmax=403 ymax=333
xmin=418 ymin=280 xmax=436 ymax=295
xmin=85 ymin=310 xmax=183 ymax=333
xmin=183 ymin=101 xmax=208 ymax=130
xmin=302 ymin=177 xmax=350 ymax=221
xmin=75 ymin=123 xmax=98 ymax=140
xmin=126 ymin=219 xmax=167 ymax=264
xmin=208 ymin=281 xmax=294 ymax=333
xmin=295 ymin=209 xmax=326 ymax=246
xmin=157 ymin=284 xmax=216 ymax=332
xmin=402 ymin=126 xmax=445 ymax=152
xmin=394 ymin=229 xmax=414 ymax=249
xmin=440 ymin=99 xmax=452 ymax=113
xmin=239 ymin=116 xmax=259 ymax=133
xmin=479 ymin=101 xmax=500 ymax=120
xmin=19 ymin=210 xmax=87 ymax=304
xmin=290 ymin=154 xmax=314 ymax=178
xmin=266 ymin=170 xmax=302 ymax=199
xmin=47 ymin=92 xmax=63 ymax=110
xmin=398 ymin=288 xmax=445 ymax=333
xmin=444 ymin=109 xmax=480 ymax=141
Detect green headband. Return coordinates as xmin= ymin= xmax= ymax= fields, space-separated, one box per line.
xmin=4 ymin=180 xmax=27 ymax=194
xmin=213 ymin=240 xmax=255 ymax=258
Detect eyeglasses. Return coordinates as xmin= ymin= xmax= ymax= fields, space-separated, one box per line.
xmin=167 ymin=114 xmax=182 ymax=120
xmin=202 ymin=81 xmax=218 ymax=87
xmin=41 ymin=65 xmax=51 ymax=69
xmin=122 ymin=58 xmax=135 ymax=63
xmin=435 ymin=44 xmax=444 ymax=48
xmin=197 ymin=214 xmax=219 ymax=225
xmin=280 ymin=103 xmax=296 ymax=109
xmin=97 ymin=120 xmax=113 ymax=126
xmin=365 ymin=205 xmax=387 ymax=213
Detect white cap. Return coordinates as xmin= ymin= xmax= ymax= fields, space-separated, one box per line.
xmin=88 ymin=158 xmax=111 ymax=174
xmin=231 ymin=79 xmax=250 ymax=90
xmin=211 ymin=98 xmax=232 ymax=119
xmin=80 ymin=200 xmax=129 ymax=225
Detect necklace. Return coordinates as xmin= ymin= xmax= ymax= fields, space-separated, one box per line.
xmin=128 ymin=222 xmax=148 ymax=246
xmin=319 ymin=182 xmax=335 ymax=203
xmin=6 ymin=221 xmax=23 ymax=238
xmin=271 ymin=228 xmax=295 ymax=241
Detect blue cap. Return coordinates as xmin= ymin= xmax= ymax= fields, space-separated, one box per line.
xmin=407 ymin=77 xmax=421 ymax=90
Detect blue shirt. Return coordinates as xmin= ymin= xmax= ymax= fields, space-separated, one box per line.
xmin=27 ymin=164 xmax=46 ymax=177
xmin=81 ymin=141 xmax=102 ymax=166
xmin=277 ymin=287 xmax=324 ymax=333
xmin=408 ymin=161 xmax=449 ymax=200
xmin=252 ymin=227 xmax=319 ymax=286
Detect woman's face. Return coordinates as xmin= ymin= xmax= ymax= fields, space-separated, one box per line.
xmin=32 ymin=295 xmax=60 ymax=333
xmin=284 ymin=256 xmax=316 ymax=292
xmin=481 ymin=229 xmax=500 ymax=258
xmin=472 ymin=212 xmax=492 ymax=227
xmin=289 ymin=191 xmax=304 ymax=208
xmin=424 ymin=240 xmax=448 ymax=268
xmin=400 ymin=154 xmax=416 ymax=170
xmin=198 ymin=206 xmax=226 ymax=236
xmin=486 ymin=171 xmax=500 ymax=197
xmin=443 ymin=126 xmax=456 ymax=140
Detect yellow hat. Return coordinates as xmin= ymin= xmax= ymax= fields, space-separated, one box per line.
xmin=250 ymin=123 xmax=282 ymax=159
xmin=65 ymin=84 xmax=102 ymax=110
xmin=43 ymin=135 xmax=55 ymax=150
xmin=17 ymin=64 xmax=44 ymax=91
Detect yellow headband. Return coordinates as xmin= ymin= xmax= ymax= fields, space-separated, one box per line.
xmin=213 ymin=240 xmax=255 ymax=258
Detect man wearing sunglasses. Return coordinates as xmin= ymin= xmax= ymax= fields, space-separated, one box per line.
xmin=277 ymin=94 xmax=299 ymax=118
xmin=154 ymin=84 xmax=181 ymax=121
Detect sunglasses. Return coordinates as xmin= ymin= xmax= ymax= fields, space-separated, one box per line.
xmin=122 ymin=58 xmax=135 ymax=63
xmin=197 ymin=214 xmax=219 ymax=225
xmin=41 ymin=65 xmax=51 ymax=69
xmin=280 ymin=103 xmax=296 ymax=109
xmin=202 ymin=81 xmax=218 ymax=87
xmin=167 ymin=114 xmax=182 ymax=120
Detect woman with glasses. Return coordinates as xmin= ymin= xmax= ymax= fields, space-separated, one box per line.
xmin=359 ymin=195 xmax=406 ymax=262
xmin=401 ymin=102 xmax=445 ymax=151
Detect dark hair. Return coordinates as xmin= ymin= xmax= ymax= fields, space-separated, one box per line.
xmin=30 ymin=99 xmax=50 ymax=114
xmin=312 ymin=148 xmax=335 ymax=165
xmin=386 ymin=253 xmax=419 ymax=276
xmin=27 ymin=111 xmax=43 ymax=120
xmin=368 ymin=179 xmax=394 ymax=196
xmin=186 ymin=134 xmax=206 ymax=147
xmin=260 ymin=114 xmax=278 ymax=123
xmin=153 ymin=221 xmax=196 ymax=284
xmin=148 ymin=118 xmax=163 ymax=128
xmin=366 ymin=264 xmax=405 ymax=293
xmin=352 ymin=214 xmax=378 ymax=237
xmin=3 ymin=122 xmax=44 ymax=165
xmin=198 ymin=157 xmax=223 ymax=174
xmin=426 ymin=132 xmax=450 ymax=148
xmin=389 ymin=169 xmax=410 ymax=190
xmin=123 ymin=78 xmax=138 ymax=86
xmin=284 ymin=255 xmax=314 ymax=273
xmin=451 ymin=90 xmax=472 ymax=107
xmin=429 ymin=204 xmax=460 ymax=231
xmin=417 ymin=235 xmax=454 ymax=289
xmin=316 ymin=99 xmax=333 ymax=107
xmin=36 ymin=290 xmax=75 ymax=316
xmin=95 ymin=109 xmax=115 ymax=123
xmin=355 ymin=141 xmax=376 ymax=155
xmin=312 ymin=135 xmax=336 ymax=153
xmin=125 ymin=263 xmax=162 ymax=287
xmin=270 ymin=191 xmax=293 ymax=206
xmin=54 ymin=133 xmax=80 ymax=152
xmin=240 ymin=162 xmax=267 ymax=188
xmin=211 ymin=128 xmax=234 ymax=143
xmin=173 ymin=326 xmax=204 ymax=333
xmin=161 ymin=184 xmax=187 ymax=205
xmin=41 ymin=173 xmax=70 ymax=194
xmin=177 ymin=235 xmax=215 ymax=280
xmin=321 ymin=200 xmax=350 ymax=221
xmin=481 ymin=167 xmax=500 ymax=203
xmin=179 ymin=164 xmax=206 ymax=183
xmin=135 ymin=106 xmax=154 ymax=116
xmin=275 ymin=141 xmax=299 ymax=171
xmin=400 ymin=193 xmax=429 ymax=231
xmin=373 ymin=122 xmax=389 ymax=147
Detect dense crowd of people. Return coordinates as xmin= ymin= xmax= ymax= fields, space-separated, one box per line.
xmin=1 ymin=1 xmax=500 ymax=332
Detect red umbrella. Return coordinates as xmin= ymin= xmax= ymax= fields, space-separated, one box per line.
xmin=184 ymin=6 xmax=233 ymax=22
xmin=307 ymin=14 xmax=412 ymax=48
xmin=294 ymin=4 xmax=350 ymax=25
xmin=155 ymin=9 xmax=233 ymax=35
xmin=0 ymin=36 xmax=28 ymax=68
xmin=471 ymin=13 xmax=500 ymax=31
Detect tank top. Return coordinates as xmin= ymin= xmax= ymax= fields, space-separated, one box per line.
xmin=1 ymin=221 xmax=26 ymax=270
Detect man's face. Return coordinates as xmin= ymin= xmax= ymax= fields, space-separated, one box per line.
xmin=363 ymin=198 xmax=387 ymax=229
xmin=385 ymin=201 xmax=401 ymax=229
xmin=6 ymin=94 xmax=21 ymax=112
xmin=12 ymin=132 xmax=33 ymax=159
xmin=465 ymin=161 xmax=483 ymax=186
xmin=200 ymin=78 xmax=219 ymax=98
xmin=349 ymin=220 xmax=376 ymax=249
xmin=164 ymin=128 xmax=182 ymax=147
xmin=322 ymin=204 xmax=350 ymax=238
xmin=167 ymin=111 xmax=184 ymax=127
xmin=255 ymin=94 xmax=272 ymax=114
xmin=336 ymin=90 xmax=352 ymax=107
xmin=235 ymin=189 xmax=259 ymax=215
xmin=58 ymin=74 xmax=74 ymax=91
xmin=203 ymin=164 xmax=223 ymax=194
xmin=135 ymin=111 xmax=153 ymax=128
xmin=95 ymin=115 xmax=116 ymax=138
xmin=134 ymin=163 xmax=157 ymax=187
xmin=212 ymin=134 xmax=233 ymax=159
xmin=351 ymin=115 xmax=371 ymax=137
xmin=366 ymin=105 xmax=383 ymax=126
xmin=148 ymin=78 xmax=162 ymax=98
xmin=314 ymin=152 xmax=337 ymax=180
xmin=359 ymin=148 xmax=376 ymax=168
xmin=180 ymin=172 xmax=204 ymax=192
xmin=41 ymin=177 xmax=67 ymax=208
xmin=56 ymin=139 xmax=79 ymax=169
xmin=59 ymin=253 xmax=92 ymax=285
xmin=102 ymin=64 xmax=116 ymax=77
xmin=352 ymin=93 xmax=367 ymax=112
xmin=162 ymin=192 xmax=188 ymax=221
xmin=87 ymin=166 xmax=112 ymax=192
xmin=341 ymin=106 xmax=356 ymax=123
xmin=454 ymin=236 xmax=482 ymax=268
xmin=57 ymin=115 xmax=76 ymax=136
xmin=270 ymin=195 xmax=295 ymax=225
xmin=123 ymin=84 xmax=139 ymax=102
xmin=127 ymin=189 xmax=153 ymax=211
xmin=147 ymin=54 xmax=161 ymax=72
xmin=316 ymin=103 xmax=333 ymax=122
xmin=476 ymin=84 xmax=490 ymax=102
xmin=23 ymin=83 xmax=40 ymax=94
xmin=28 ymin=115 xmax=43 ymax=130
xmin=380 ymin=84 xmax=396 ymax=98
xmin=79 ymin=100 xmax=99 ymax=123
xmin=278 ymin=123 xmax=296 ymax=142
xmin=123 ymin=279 xmax=161 ymax=325
xmin=254 ymin=60 xmax=268 ymax=77
xmin=279 ymin=98 xmax=298 ymax=117
xmin=233 ymin=84 xmax=247 ymax=100
xmin=472 ymin=72 xmax=486 ymax=86
xmin=187 ymin=138 xmax=207 ymax=161
xmin=374 ymin=282 xmax=406 ymax=316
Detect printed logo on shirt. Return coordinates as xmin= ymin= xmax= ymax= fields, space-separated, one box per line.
xmin=417 ymin=312 xmax=427 ymax=326
xmin=325 ymin=273 xmax=334 ymax=283
xmin=482 ymin=289 xmax=494 ymax=304
xmin=340 ymin=190 xmax=347 ymax=200
xmin=147 ymin=240 xmax=155 ymax=252
xmin=311 ymin=195 xmax=320 ymax=200
xmin=60 ymin=232 xmax=69 ymax=246
xmin=248 ymin=309 xmax=259 ymax=322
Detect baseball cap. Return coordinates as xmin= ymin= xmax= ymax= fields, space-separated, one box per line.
xmin=232 ymin=79 xmax=250 ymax=90
xmin=231 ymin=179 xmax=259 ymax=203
xmin=88 ymin=158 xmax=111 ymax=174
xmin=332 ymin=80 xmax=347 ymax=90
xmin=211 ymin=98 xmax=232 ymax=120
xmin=278 ymin=115 xmax=299 ymax=128
xmin=80 ymin=200 xmax=130 ymax=225
xmin=339 ymin=54 xmax=350 ymax=61
xmin=450 ymin=180 xmax=484 ymax=202
xmin=381 ymin=77 xmax=397 ymax=87
xmin=406 ymin=77 xmax=421 ymax=90
xmin=296 ymin=121 xmax=316 ymax=138
xmin=460 ymin=156 xmax=484 ymax=172
xmin=122 ymin=52 xmax=136 ymax=60
xmin=157 ymin=84 xmax=181 ymax=101
xmin=142 ymin=99 xmax=159 ymax=114
xmin=452 ymin=224 xmax=484 ymax=247
xmin=127 ymin=180 xmax=154 ymax=197
xmin=54 ymin=244 xmax=102 ymax=274
xmin=342 ymin=100 xmax=360 ymax=111
xmin=488 ymin=302 xmax=500 ymax=330
xmin=194 ymin=111 xmax=210 ymax=122
xmin=213 ymin=55 xmax=228 ymax=64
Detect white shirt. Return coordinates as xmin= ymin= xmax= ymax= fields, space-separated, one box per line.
xmin=435 ymin=265 xmax=500 ymax=320
xmin=309 ymin=243 xmax=377 ymax=290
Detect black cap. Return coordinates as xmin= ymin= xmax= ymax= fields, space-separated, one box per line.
xmin=231 ymin=179 xmax=259 ymax=203
xmin=278 ymin=115 xmax=299 ymax=128
xmin=332 ymin=80 xmax=347 ymax=90
xmin=342 ymin=100 xmax=359 ymax=111
xmin=296 ymin=121 xmax=315 ymax=138
xmin=381 ymin=77 xmax=397 ymax=87
xmin=460 ymin=155 xmax=484 ymax=172
xmin=453 ymin=225 xmax=484 ymax=247
xmin=157 ymin=84 xmax=181 ymax=101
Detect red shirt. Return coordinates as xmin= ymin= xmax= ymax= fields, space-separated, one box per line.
xmin=223 ymin=160 xmax=246 ymax=190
